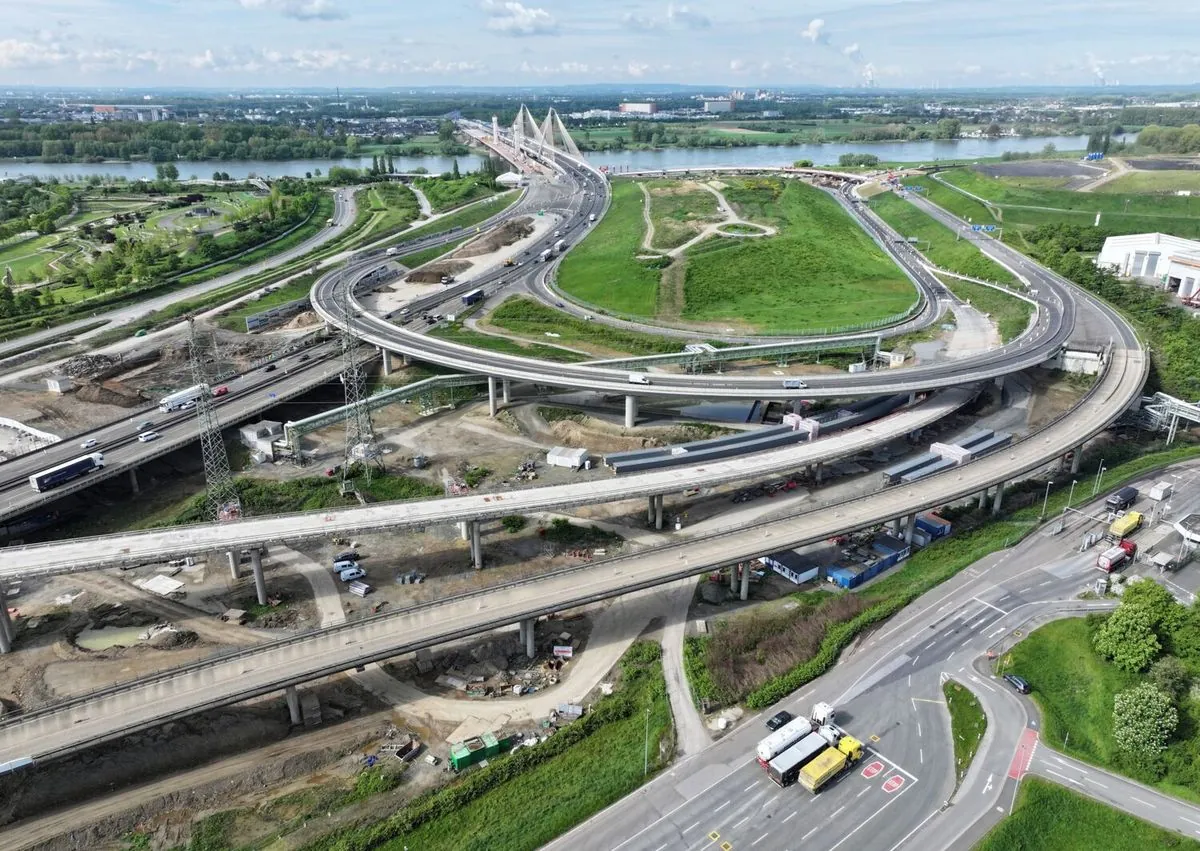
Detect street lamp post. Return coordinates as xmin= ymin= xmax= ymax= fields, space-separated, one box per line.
xmin=1068 ymin=479 xmax=1078 ymax=510
xmin=1092 ymin=460 xmax=1107 ymax=497
xmin=1040 ymin=480 xmax=1052 ymax=520
xmin=643 ymin=706 xmax=651 ymax=777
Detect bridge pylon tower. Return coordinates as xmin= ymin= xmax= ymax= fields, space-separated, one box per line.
xmin=337 ymin=273 xmax=383 ymax=494
xmin=188 ymin=317 xmax=242 ymax=522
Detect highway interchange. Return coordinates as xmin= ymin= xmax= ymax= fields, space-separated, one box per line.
xmin=0 ymin=132 xmax=1182 ymax=850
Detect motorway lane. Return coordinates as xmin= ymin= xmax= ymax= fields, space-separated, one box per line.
xmin=0 ymin=189 xmax=355 ymax=361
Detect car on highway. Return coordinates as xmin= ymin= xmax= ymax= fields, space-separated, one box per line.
xmin=766 ymin=710 xmax=794 ymax=731
xmin=211 ymin=385 xmax=229 ymax=397
xmin=135 ymin=420 xmax=155 ymax=432
xmin=1003 ymin=673 xmax=1031 ymax=694
xmin=180 ymin=400 xmax=197 ymax=411
xmin=264 ymin=363 xmax=278 ymax=372
xmin=80 ymin=438 xmax=98 ymax=449
xmin=297 ymin=354 xmax=310 ymax=362
xmin=137 ymin=431 xmax=160 ymax=443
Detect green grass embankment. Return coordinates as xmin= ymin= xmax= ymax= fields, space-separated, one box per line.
xmin=870 ymin=191 xmax=1017 ymax=285
xmin=645 ymin=180 xmax=721 ymax=250
xmin=682 ymin=179 xmax=918 ymax=333
xmin=486 ymin=296 xmax=686 ymax=356
xmin=974 ymin=777 xmax=1200 ymax=851
xmin=943 ymin=680 xmax=987 ymax=783
xmin=414 ymin=175 xmax=498 ymax=213
xmin=938 ymin=275 xmax=1033 ymax=342
xmin=557 ymin=181 xmax=661 ymax=316
xmin=429 ymin=322 xmax=588 ymax=363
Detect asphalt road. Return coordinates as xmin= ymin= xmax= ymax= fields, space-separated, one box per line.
xmin=0 ymin=189 xmax=355 ymax=360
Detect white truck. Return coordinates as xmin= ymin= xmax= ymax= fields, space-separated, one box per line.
xmin=1149 ymin=481 xmax=1174 ymax=501
xmin=158 ymin=384 xmax=207 ymax=412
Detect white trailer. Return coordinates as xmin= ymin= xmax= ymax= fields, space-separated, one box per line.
xmin=1149 ymin=481 xmax=1174 ymax=502
xmin=158 ymin=384 xmax=207 ymax=412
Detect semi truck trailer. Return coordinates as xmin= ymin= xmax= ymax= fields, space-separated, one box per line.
xmin=767 ymin=732 xmax=828 ymax=787
xmin=797 ymin=731 xmax=864 ymax=793
xmin=1097 ymin=539 xmax=1138 ymax=572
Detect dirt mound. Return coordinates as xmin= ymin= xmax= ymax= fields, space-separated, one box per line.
xmin=406 ymin=259 xmax=473 ymax=284
xmin=281 ymin=310 xmax=321 ymax=330
xmin=75 ymin=381 xmax=146 ymax=408
xmin=454 ymin=216 xmax=534 ymax=257
xmin=549 ymin=421 xmax=664 ymax=453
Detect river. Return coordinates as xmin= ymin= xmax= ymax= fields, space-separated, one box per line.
xmin=0 ymin=134 xmax=1105 ymax=182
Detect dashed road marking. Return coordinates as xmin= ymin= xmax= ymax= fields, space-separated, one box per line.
xmin=752 ymin=833 xmax=769 ymax=846
xmin=911 ymin=655 xmax=921 ymax=666
xmin=714 ymin=800 xmax=730 ymax=812
xmin=1045 ymin=768 xmax=1080 ymax=786
xmin=783 ymin=811 xmax=798 ymax=823
xmin=1085 ymin=778 xmax=1109 ymax=789
xmin=830 ymin=805 xmax=846 ymax=819
xmin=743 ymin=782 xmax=757 ymax=792
xmin=802 ymin=826 xmax=819 ymax=841
xmin=924 ymin=640 xmax=938 ymax=650
xmin=972 ymin=596 xmax=1008 ymax=615
xmin=683 ymin=821 xmax=700 ymax=834
xmin=858 ymin=786 xmax=871 ymax=798
xmin=734 ymin=816 xmax=750 ymax=829
xmin=1130 ymin=796 xmax=1157 ymax=809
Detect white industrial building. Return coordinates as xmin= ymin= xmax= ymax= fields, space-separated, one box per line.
xmin=1096 ymin=233 xmax=1200 ymax=300
xmin=618 ymin=102 xmax=658 ymax=115
xmin=546 ymin=446 xmax=589 ymax=470
xmin=703 ymin=100 xmax=734 ymax=113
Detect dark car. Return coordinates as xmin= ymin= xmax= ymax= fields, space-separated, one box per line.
xmin=297 ymin=354 xmax=310 ymax=362
xmin=335 ymin=550 xmax=360 ymax=562
xmin=1003 ymin=673 xmax=1031 ymax=694
xmin=766 ymin=710 xmax=794 ymax=731
xmin=264 ymin=363 xmax=278 ymax=372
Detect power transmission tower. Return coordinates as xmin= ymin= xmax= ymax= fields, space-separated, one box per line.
xmin=339 ymin=279 xmax=382 ymax=494
xmin=188 ymin=317 xmax=242 ymax=522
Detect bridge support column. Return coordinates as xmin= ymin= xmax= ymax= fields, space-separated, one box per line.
xmin=730 ymin=564 xmax=738 ymax=593
xmin=909 ymin=392 xmax=917 ymax=405
xmin=128 ymin=467 xmax=139 ymax=494
xmin=1070 ymin=446 xmax=1082 ymax=474
xmin=647 ymin=497 xmax=655 ymax=525
xmin=0 ymin=587 xmax=13 ymax=654
xmin=522 ymin=618 xmax=536 ymax=658
xmin=379 ymin=347 xmax=393 ymax=376
xmin=502 ymin=379 xmax=511 ymax=405
xmin=285 ymin=685 xmax=302 ymax=725
xmin=470 ymin=520 xmax=484 ymax=570
xmin=890 ymin=517 xmax=902 ymax=535
xmin=654 ymin=495 xmax=664 ymax=531
xmin=992 ymin=483 xmax=1005 ymax=516
xmin=624 ymin=395 xmax=638 ymax=429
xmin=740 ymin=561 xmax=751 ymax=601
xmin=978 ymin=489 xmax=988 ymax=510
xmin=251 ymin=547 xmax=268 ymax=606
xmin=227 ymin=550 xmax=239 ymax=580
xmin=904 ymin=515 xmax=917 ymax=545
xmin=814 ymin=462 xmax=823 ymax=485
xmin=401 ymin=353 xmax=411 ymax=368
xmin=488 ymin=377 xmax=498 ymax=417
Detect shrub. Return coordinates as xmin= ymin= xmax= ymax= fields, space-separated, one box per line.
xmin=500 ymin=515 xmax=527 ymax=534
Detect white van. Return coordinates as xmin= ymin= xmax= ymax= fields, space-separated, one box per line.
xmin=627 ymin=373 xmax=651 ymax=385
xmin=338 ymin=567 xmax=367 ymax=583
xmin=332 ymin=559 xmax=359 ymax=572
xmin=782 ymin=378 xmax=808 ymax=390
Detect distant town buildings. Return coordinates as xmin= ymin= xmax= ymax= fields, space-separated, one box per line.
xmin=703 ymin=100 xmax=734 ymax=114
xmin=618 ymin=102 xmax=658 ymax=115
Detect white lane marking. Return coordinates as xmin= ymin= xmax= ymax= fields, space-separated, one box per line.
xmin=714 ymin=800 xmax=731 ymax=812
xmin=917 ymin=722 xmax=923 ymax=738
xmin=802 ymin=826 xmax=819 ymax=841
xmin=1038 ymin=579 xmax=1054 ymax=586
xmin=924 ymin=640 xmax=938 ymax=650
xmin=653 ymin=845 xmax=668 ymax=851
xmin=1085 ymin=778 xmax=1109 ymax=789
xmin=752 ymin=833 xmax=769 ymax=846
xmin=830 ymin=805 xmax=846 ymax=819
xmin=972 ymin=596 xmax=1008 ymax=615
xmin=1181 ymin=816 xmax=1200 ymax=828
xmin=783 ymin=811 xmax=799 ymax=823
xmin=743 ymin=782 xmax=757 ymax=792
xmin=885 ymin=808 xmax=940 ymax=851
xmin=1130 ymin=796 xmax=1157 ymax=809
xmin=989 ymin=626 xmax=1006 ymax=638
xmin=734 ymin=816 xmax=750 ymax=829
xmin=908 ymin=674 xmax=912 ymax=688
xmin=1045 ymin=769 xmax=1080 ymax=786
xmin=858 ymin=786 xmax=871 ymax=798
xmin=920 ymin=748 xmax=924 ymax=764
xmin=911 ymin=655 xmax=921 ymax=666
xmin=1018 ymin=586 xmax=1033 ymax=593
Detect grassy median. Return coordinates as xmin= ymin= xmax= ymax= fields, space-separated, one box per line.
xmin=943 ymin=680 xmax=987 ymax=784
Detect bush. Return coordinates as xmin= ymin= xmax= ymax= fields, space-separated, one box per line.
xmin=500 ymin=515 xmax=527 ymax=534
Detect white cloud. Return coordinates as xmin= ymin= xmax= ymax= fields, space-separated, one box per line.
xmin=627 ymin=60 xmax=650 ymax=77
xmin=519 ymin=60 xmax=588 ymax=75
xmin=667 ymin=4 xmax=710 ymax=29
xmin=842 ymin=43 xmax=862 ymax=62
xmin=621 ymin=12 xmax=661 ymax=31
xmin=235 ymin=0 xmax=347 ymax=21
xmin=0 ymin=38 xmax=69 ymax=70
xmin=77 ymin=48 xmax=165 ymax=73
xmin=962 ymin=64 xmax=982 ymax=74
xmin=801 ymin=18 xmax=827 ymax=44
xmin=482 ymin=1 xmax=557 ymax=36
xmin=729 ymin=58 xmax=747 ymax=73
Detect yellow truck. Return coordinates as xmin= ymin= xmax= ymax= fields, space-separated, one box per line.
xmin=797 ymin=734 xmax=864 ymax=793
xmin=1108 ymin=511 xmax=1144 ymax=540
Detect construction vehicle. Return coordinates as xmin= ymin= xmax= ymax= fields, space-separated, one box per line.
xmin=1106 ymin=486 xmax=1138 ymax=512
xmin=1097 ymin=539 xmax=1137 ymax=572
xmin=797 ymin=728 xmax=864 ymax=793
xmin=503 ymin=257 xmax=515 ymax=267
xmin=1107 ymin=511 xmax=1144 ymax=541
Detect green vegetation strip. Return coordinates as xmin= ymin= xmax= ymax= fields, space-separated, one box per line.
xmin=974 ymin=777 xmax=1200 ymax=851
xmin=487 ymin=296 xmax=687 ymax=356
xmin=395 ymin=236 xmax=469 ymax=268
xmin=299 ymin=641 xmax=672 ymax=851
xmin=557 ymin=180 xmax=662 ymax=316
xmin=687 ymin=442 xmax=1200 ymax=710
xmin=683 ymin=179 xmax=918 ymax=333
xmin=414 ymin=175 xmax=498 ymax=213
xmin=869 ymin=192 xmax=1017 ymax=286
xmin=645 ymin=180 xmax=720 ymax=250
xmin=943 ymin=680 xmax=987 ymax=783
xmin=938 ymin=275 xmax=1033 ymax=343
xmin=430 ymin=322 xmax=588 ymax=363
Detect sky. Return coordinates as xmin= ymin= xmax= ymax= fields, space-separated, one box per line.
xmin=0 ymin=0 xmax=1197 ymax=90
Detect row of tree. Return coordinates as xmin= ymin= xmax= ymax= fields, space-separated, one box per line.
xmin=1137 ymin=124 xmax=1200 ymax=155
xmin=0 ymin=182 xmax=77 ymax=241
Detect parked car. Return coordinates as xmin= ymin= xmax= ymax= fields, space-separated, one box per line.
xmin=335 ymin=550 xmax=360 ymax=563
xmin=1003 ymin=673 xmax=1031 ymax=694
xmin=765 ymin=710 xmax=794 ymax=731
xmin=332 ymin=559 xmax=359 ymax=572
xmin=80 ymin=438 xmax=98 ymax=449
xmin=137 ymin=431 xmax=160 ymax=443
xmin=338 ymin=567 xmax=367 ymax=583
xmin=135 ymin=420 xmax=155 ymax=432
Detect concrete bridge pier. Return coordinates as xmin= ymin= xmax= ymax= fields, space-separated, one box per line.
xmin=992 ymin=482 xmax=1006 ymax=516
xmin=740 ymin=561 xmax=751 ymax=601
xmin=624 ymin=395 xmax=638 ymax=429
xmin=978 ymin=488 xmax=988 ymax=510
xmin=379 ymin=347 xmax=394 ymax=376
xmin=227 ymin=550 xmax=239 ymax=580
xmin=128 ymin=467 xmax=140 ymax=495
xmin=890 ymin=517 xmax=902 ymax=535
xmin=1070 ymin=446 xmax=1082 ymax=474
xmin=654 ymin=495 xmax=664 ymax=530
xmin=502 ymin=379 xmax=511 ymax=405
xmin=814 ymin=462 xmax=824 ymax=485
xmin=488 ymin=377 xmax=498 ymax=417
xmin=251 ymin=547 xmax=268 ymax=606
xmin=729 ymin=564 xmax=738 ymax=593
xmin=285 ymin=685 xmax=302 ymax=725
xmin=0 ymin=587 xmax=13 ymax=654
xmin=904 ymin=514 xmax=917 ymax=544
xmin=521 ymin=618 xmax=536 ymax=658
xmin=469 ymin=520 xmax=484 ymax=570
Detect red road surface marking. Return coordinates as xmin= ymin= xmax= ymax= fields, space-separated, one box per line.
xmin=1008 ymin=728 xmax=1039 ymax=780
xmin=882 ymin=775 xmax=905 ymax=794
xmin=861 ymin=761 xmax=885 ymax=779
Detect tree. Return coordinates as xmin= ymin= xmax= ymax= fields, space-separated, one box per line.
xmin=984 ymin=122 xmax=1003 ymax=138
xmin=1113 ymin=683 xmax=1177 ymax=761
xmin=1123 ymin=579 xmax=1185 ymax=637
xmin=1093 ymin=604 xmax=1161 ymax=672
xmin=1149 ymin=656 xmax=1191 ymax=703
xmin=1042 ymin=142 xmax=1057 ymax=156
xmin=155 ymin=162 xmax=179 ymax=181
xmin=451 ymin=158 xmax=460 ymax=179
xmin=794 ymin=159 xmax=814 ymax=167
xmin=437 ymin=119 xmax=456 ymax=142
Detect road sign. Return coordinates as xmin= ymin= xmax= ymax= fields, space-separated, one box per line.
xmin=861 ymin=761 xmax=885 ymax=779
xmin=882 ymin=775 xmax=906 ymax=794
xmin=984 ymin=225 xmax=996 ymax=233
xmin=972 ymin=225 xmax=982 ymax=232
